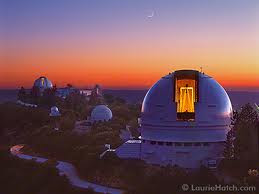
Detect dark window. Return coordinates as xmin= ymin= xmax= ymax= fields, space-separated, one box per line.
xmin=166 ymin=142 xmax=173 ymax=146
xmin=150 ymin=141 xmax=156 ymax=145
xmin=158 ymin=141 xmax=164 ymax=146
xmin=194 ymin=143 xmax=201 ymax=146
xmin=203 ymin=142 xmax=209 ymax=146
xmin=175 ymin=142 xmax=182 ymax=146
xmin=177 ymin=113 xmax=195 ymax=121
xmin=184 ymin=143 xmax=192 ymax=146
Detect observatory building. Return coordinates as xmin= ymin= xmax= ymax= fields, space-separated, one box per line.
xmin=116 ymin=70 xmax=232 ymax=169
xmin=33 ymin=76 xmax=53 ymax=95
xmin=49 ymin=106 xmax=61 ymax=117
xmin=91 ymin=105 xmax=113 ymax=123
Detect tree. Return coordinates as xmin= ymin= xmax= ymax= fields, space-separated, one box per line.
xmin=223 ymin=110 xmax=237 ymax=159
xmin=67 ymin=83 xmax=73 ymax=88
xmin=18 ymin=86 xmax=26 ymax=101
xmin=89 ymin=89 xmax=102 ymax=105
xmin=31 ymin=85 xmax=40 ymax=100
xmin=0 ymin=149 xmax=97 ymax=194
xmin=233 ymin=104 xmax=259 ymax=160
xmin=224 ymin=128 xmax=235 ymax=159
xmin=103 ymin=94 xmax=115 ymax=104
xmin=39 ymin=87 xmax=57 ymax=107
xmin=63 ymin=92 xmax=89 ymax=119
xmin=60 ymin=110 xmax=76 ymax=131
xmin=128 ymin=119 xmax=140 ymax=138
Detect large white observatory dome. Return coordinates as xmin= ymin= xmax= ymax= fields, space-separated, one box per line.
xmin=141 ymin=70 xmax=232 ymax=135
xmin=91 ymin=105 xmax=113 ymax=122
xmin=116 ymin=70 xmax=233 ymax=168
xmin=34 ymin=76 xmax=53 ymax=90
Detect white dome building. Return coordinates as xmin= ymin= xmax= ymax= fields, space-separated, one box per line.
xmin=91 ymin=105 xmax=113 ymax=123
xmin=49 ymin=106 xmax=61 ymax=117
xmin=116 ymin=70 xmax=232 ymax=169
xmin=33 ymin=76 xmax=53 ymax=95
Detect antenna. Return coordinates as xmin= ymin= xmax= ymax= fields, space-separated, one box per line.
xmin=169 ymin=64 xmax=174 ymax=74
xmin=200 ymin=66 xmax=203 ymax=73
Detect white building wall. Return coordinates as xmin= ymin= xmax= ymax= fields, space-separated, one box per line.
xmin=115 ymin=140 xmax=224 ymax=168
xmin=141 ymin=141 xmax=224 ymax=168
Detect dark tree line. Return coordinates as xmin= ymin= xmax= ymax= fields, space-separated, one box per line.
xmin=224 ymin=103 xmax=259 ymax=160
xmin=0 ymin=148 xmax=98 ymax=194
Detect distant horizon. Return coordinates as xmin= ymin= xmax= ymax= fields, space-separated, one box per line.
xmin=0 ymin=86 xmax=259 ymax=93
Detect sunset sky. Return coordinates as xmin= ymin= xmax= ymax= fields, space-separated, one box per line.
xmin=0 ymin=0 xmax=258 ymax=90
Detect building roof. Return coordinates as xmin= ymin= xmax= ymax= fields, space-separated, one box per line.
xmin=91 ymin=105 xmax=112 ymax=122
xmin=49 ymin=106 xmax=61 ymax=116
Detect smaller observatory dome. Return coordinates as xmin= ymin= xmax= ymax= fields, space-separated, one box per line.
xmin=49 ymin=106 xmax=61 ymax=117
xmin=91 ymin=105 xmax=112 ymax=122
xmin=34 ymin=76 xmax=53 ymax=90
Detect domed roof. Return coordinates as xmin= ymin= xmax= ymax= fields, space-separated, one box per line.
xmin=50 ymin=106 xmax=61 ymax=117
xmin=91 ymin=105 xmax=113 ymax=122
xmin=141 ymin=70 xmax=232 ymax=127
xmin=34 ymin=76 xmax=53 ymax=90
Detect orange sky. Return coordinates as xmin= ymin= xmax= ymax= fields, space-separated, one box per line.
xmin=0 ymin=0 xmax=258 ymax=91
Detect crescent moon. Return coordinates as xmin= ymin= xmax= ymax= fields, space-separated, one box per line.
xmin=147 ymin=11 xmax=154 ymax=18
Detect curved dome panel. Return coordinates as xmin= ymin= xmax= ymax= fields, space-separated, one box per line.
xmin=196 ymin=76 xmax=232 ymax=124
xmin=142 ymin=77 xmax=173 ymax=114
xmin=91 ymin=105 xmax=113 ymax=122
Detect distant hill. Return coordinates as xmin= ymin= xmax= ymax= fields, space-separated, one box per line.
xmin=104 ymin=89 xmax=259 ymax=109
xmin=227 ymin=91 xmax=259 ymax=109
xmin=1 ymin=89 xmax=258 ymax=109
xmin=104 ymin=89 xmax=148 ymax=104
xmin=0 ymin=90 xmax=18 ymax=103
